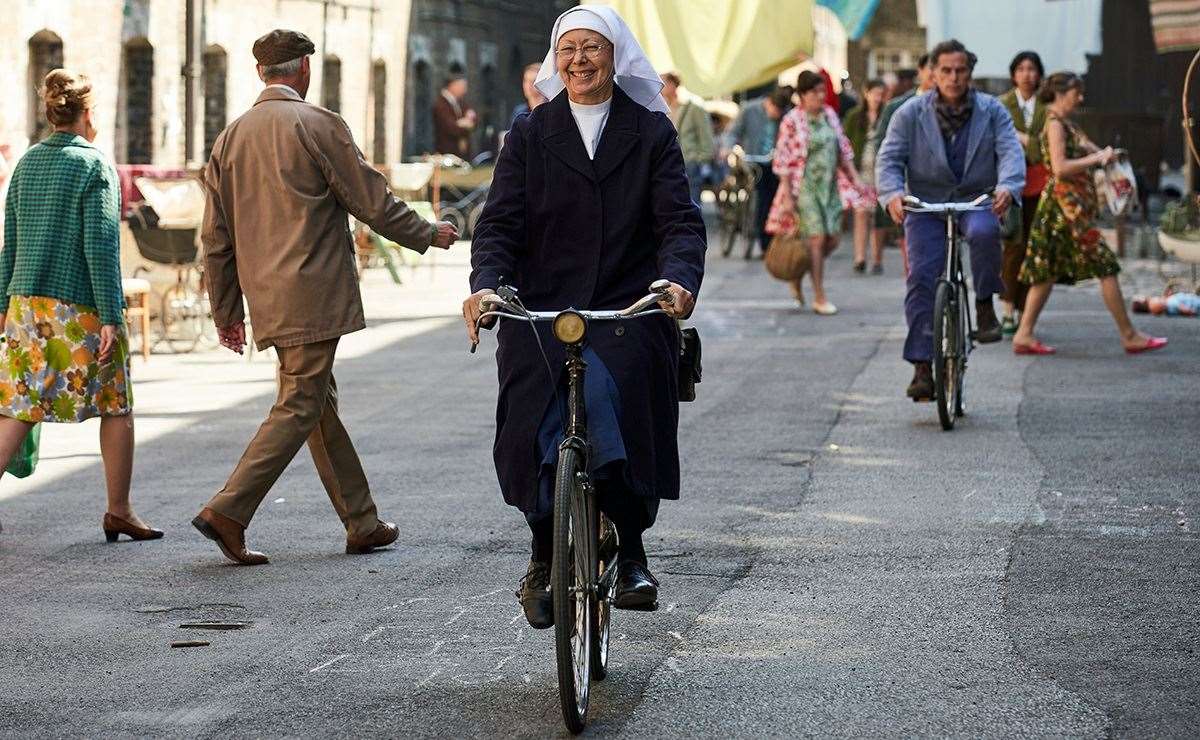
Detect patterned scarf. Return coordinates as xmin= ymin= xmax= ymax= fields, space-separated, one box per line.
xmin=934 ymin=90 xmax=974 ymax=140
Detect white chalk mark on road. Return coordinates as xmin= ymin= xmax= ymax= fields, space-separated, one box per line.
xmin=309 ymin=654 xmax=350 ymax=674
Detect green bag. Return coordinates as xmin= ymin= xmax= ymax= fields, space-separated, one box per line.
xmin=5 ymin=424 xmax=41 ymax=479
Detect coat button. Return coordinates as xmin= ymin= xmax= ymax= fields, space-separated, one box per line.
xmin=614 ymin=326 xmax=625 ymax=337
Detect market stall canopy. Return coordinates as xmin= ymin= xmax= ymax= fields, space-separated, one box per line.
xmin=1150 ymin=0 xmax=1200 ymax=52
xmin=816 ymin=0 xmax=882 ymax=41
xmin=917 ymin=0 xmax=1102 ymax=78
xmin=585 ymin=0 xmax=814 ymax=97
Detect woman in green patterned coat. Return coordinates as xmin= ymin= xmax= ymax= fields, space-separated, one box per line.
xmin=998 ymin=51 xmax=1048 ymax=334
xmin=1012 ymin=72 xmax=1165 ymax=356
xmin=0 ymin=69 xmax=161 ymax=541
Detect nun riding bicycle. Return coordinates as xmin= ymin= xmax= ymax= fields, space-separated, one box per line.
xmin=462 ymin=5 xmax=705 ymax=733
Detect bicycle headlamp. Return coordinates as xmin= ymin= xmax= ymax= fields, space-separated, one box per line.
xmin=552 ymin=310 xmax=587 ymax=344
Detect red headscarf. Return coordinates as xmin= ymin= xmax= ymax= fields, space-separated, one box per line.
xmin=818 ymin=68 xmax=839 ymax=113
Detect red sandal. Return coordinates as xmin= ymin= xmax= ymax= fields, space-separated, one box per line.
xmin=1013 ymin=340 xmax=1056 ymax=355
xmin=1125 ymin=336 xmax=1167 ymax=354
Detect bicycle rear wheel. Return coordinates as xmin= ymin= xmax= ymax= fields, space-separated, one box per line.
xmin=553 ymin=445 xmax=593 ymax=734
xmin=932 ymin=280 xmax=959 ymax=430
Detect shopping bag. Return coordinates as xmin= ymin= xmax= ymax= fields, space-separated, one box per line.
xmin=764 ymin=233 xmax=812 ymax=281
xmin=5 ymin=423 xmax=40 ymax=479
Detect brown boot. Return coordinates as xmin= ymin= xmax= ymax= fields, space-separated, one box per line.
xmin=191 ymin=507 xmax=269 ymax=566
xmin=346 ymin=521 xmax=398 ymax=554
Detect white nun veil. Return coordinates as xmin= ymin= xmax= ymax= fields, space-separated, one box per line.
xmin=533 ymin=5 xmax=670 ymax=114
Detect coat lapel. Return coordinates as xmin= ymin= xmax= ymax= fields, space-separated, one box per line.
xmin=541 ymin=92 xmax=596 ymax=182
xmin=593 ymin=87 xmax=640 ymax=183
xmin=962 ymin=92 xmax=987 ymax=173
xmin=918 ymin=97 xmax=954 ymax=179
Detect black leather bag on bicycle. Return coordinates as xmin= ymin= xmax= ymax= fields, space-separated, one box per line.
xmin=678 ymin=326 xmax=702 ymax=402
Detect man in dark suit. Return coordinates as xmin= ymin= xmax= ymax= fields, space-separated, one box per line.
xmin=433 ymin=74 xmax=476 ymax=158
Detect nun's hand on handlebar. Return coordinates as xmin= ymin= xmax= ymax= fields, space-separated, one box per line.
xmin=659 ymin=282 xmax=694 ymax=319
xmin=462 ymin=288 xmax=496 ymax=345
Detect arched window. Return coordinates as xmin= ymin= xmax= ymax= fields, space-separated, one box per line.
xmin=322 ymin=55 xmax=341 ymax=113
xmin=480 ymin=64 xmax=496 ymax=155
xmin=410 ymin=59 xmax=432 ymax=155
xmin=27 ymin=30 xmax=64 ymax=144
xmin=371 ymin=60 xmax=387 ymax=164
xmin=202 ymin=45 xmax=228 ymax=162
xmin=123 ymin=37 xmax=154 ymax=164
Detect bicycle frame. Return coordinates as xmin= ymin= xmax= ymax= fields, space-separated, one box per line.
xmin=941 ymin=213 xmax=975 ymax=337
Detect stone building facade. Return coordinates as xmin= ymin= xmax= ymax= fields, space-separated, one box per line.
xmin=846 ymin=0 xmax=927 ymax=87
xmin=1 ymin=0 xmax=414 ymax=167
xmin=403 ymin=0 xmax=571 ymax=158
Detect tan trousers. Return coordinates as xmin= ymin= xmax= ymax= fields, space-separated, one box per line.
xmin=205 ymin=338 xmax=379 ymax=537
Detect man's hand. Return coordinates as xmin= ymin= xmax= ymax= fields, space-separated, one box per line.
xmin=462 ymin=288 xmax=496 ymax=346
xmin=98 ymin=325 xmax=118 ymax=363
xmin=887 ymin=195 xmax=906 ymax=225
xmin=659 ymin=282 xmax=695 ymax=320
xmin=431 ymin=221 xmax=459 ymax=249
xmin=992 ymin=189 xmax=1014 ymax=217
xmin=217 ymin=322 xmax=246 ymax=355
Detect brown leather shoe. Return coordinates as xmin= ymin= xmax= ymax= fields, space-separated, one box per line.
xmin=346 ymin=521 xmax=398 ymax=554
xmin=103 ymin=512 xmax=164 ymax=542
xmin=191 ymin=507 xmax=268 ymax=565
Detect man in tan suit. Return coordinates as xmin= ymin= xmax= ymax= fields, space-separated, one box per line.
xmin=192 ymin=30 xmax=458 ymax=565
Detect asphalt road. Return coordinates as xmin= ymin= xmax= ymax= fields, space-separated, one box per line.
xmin=0 ymin=242 xmax=1196 ymax=738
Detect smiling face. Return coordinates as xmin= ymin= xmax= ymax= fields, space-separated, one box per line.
xmin=555 ymin=28 xmax=614 ymax=104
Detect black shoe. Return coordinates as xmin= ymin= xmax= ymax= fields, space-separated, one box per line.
xmin=974 ymin=300 xmax=1002 ymax=344
xmin=871 ymin=263 xmax=884 ymax=275
xmin=614 ymin=560 xmax=659 ymax=611
xmin=906 ymin=362 xmax=934 ymax=402
xmin=853 ymin=261 xmax=866 ymax=273
xmin=516 ymin=560 xmax=553 ymax=629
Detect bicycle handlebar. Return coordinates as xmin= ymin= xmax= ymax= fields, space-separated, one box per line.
xmin=902 ymin=192 xmax=992 ymax=214
xmin=477 ymin=280 xmax=674 ymax=327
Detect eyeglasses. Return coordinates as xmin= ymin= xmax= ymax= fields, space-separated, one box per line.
xmin=555 ymin=43 xmax=609 ymax=61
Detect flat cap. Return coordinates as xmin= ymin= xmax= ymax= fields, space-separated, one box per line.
xmin=253 ymin=29 xmax=316 ymax=66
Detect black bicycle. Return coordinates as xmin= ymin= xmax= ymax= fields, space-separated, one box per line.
xmin=903 ymin=193 xmax=991 ymax=430
xmin=474 ymin=280 xmax=673 ymax=734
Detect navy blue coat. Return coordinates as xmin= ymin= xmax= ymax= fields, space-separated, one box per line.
xmin=470 ymin=86 xmax=707 ymax=513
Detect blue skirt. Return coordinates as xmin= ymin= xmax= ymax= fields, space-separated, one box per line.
xmin=527 ymin=347 xmax=628 ymax=523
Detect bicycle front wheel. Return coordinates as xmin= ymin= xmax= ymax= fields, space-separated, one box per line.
xmin=954 ymin=281 xmax=969 ymax=418
xmin=932 ymin=280 xmax=959 ymax=430
xmin=553 ymin=445 xmax=593 ymax=734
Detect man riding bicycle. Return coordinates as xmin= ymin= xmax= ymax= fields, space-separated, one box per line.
xmin=876 ymin=39 xmax=1025 ymax=400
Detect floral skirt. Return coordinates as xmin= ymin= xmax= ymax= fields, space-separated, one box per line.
xmin=0 ymin=295 xmax=133 ymax=423
xmin=1020 ymin=182 xmax=1121 ymax=286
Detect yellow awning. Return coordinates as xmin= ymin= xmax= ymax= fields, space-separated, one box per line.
xmin=585 ymin=0 xmax=815 ymax=97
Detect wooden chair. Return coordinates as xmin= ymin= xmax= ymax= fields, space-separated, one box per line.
xmin=122 ymin=277 xmax=152 ymax=361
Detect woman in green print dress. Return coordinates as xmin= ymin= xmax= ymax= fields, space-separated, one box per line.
xmin=0 ymin=69 xmax=160 ymax=541
xmin=767 ymin=70 xmax=868 ymax=315
xmin=1012 ymin=72 xmax=1166 ymax=356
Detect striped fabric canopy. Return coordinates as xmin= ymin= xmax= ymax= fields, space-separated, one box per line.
xmin=1151 ymin=0 xmax=1200 ymax=52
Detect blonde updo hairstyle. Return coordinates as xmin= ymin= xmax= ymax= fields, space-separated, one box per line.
xmin=42 ymin=69 xmax=94 ymax=127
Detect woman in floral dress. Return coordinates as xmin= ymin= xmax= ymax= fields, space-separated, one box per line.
xmin=1012 ymin=72 xmax=1166 ymax=356
xmin=0 ymin=69 xmax=160 ymax=541
xmin=767 ymin=70 xmax=868 ymax=315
